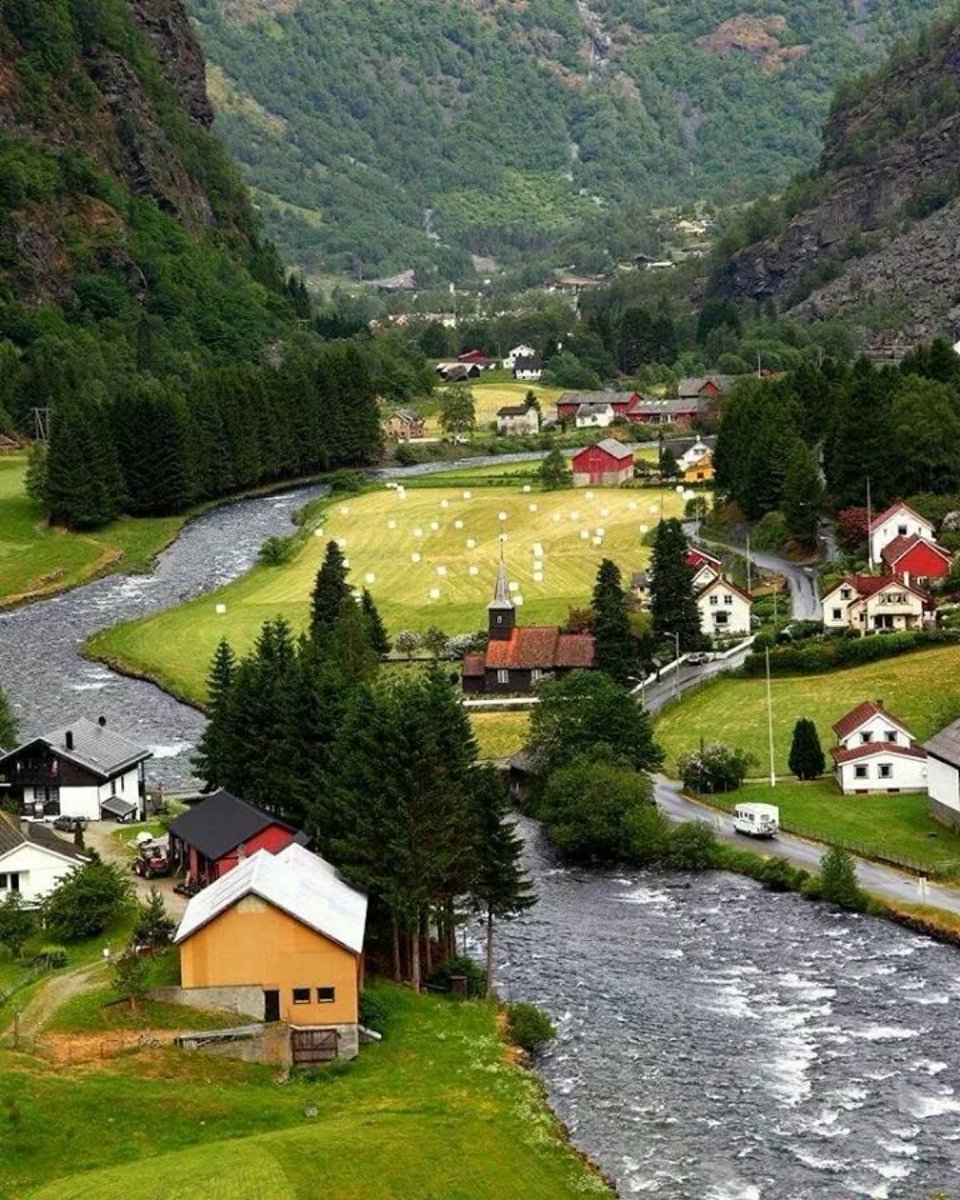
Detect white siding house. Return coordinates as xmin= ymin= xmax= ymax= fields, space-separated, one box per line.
xmin=0 ymin=819 xmax=87 ymax=905
xmin=502 ymin=344 xmax=536 ymax=371
xmin=831 ymin=701 xmax=927 ymax=794
xmin=696 ymin=576 xmax=752 ymax=637
xmin=924 ymin=719 xmax=960 ymax=827
xmin=869 ymin=501 xmax=935 ymax=565
xmin=576 ymin=403 xmax=615 ymax=428
xmin=820 ymin=575 xmax=929 ymax=633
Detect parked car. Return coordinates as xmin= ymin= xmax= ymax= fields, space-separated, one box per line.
xmin=685 ymin=652 xmax=711 ymax=666
xmin=53 ymin=815 xmax=87 ymax=832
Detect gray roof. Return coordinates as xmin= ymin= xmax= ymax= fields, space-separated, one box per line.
xmin=631 ymin=571 xmax=649 ymax=587
xmin=633 ymin=396 xmax=706 ymax=415
xmin=0 ymin=815 xmax=87 ymax=863
xmin=513 ymin=355 xmax=542 ymax=370
xmin=677 ymin=375 xmax=738 ymax=399
xmin=924 ymin=719 xmax=960 ymax=768
xmin=557 ymin=391 xmax=624 ymax=406
xmin=577 ymin=402 xmax=613 ymax=416
xmin=167 ymin=790 xmax=303 ymax=862
xmin=0 ymin=718 xmax=151 ymax=781
xmin=488 ymin=557 xmax=514 ymax=611
xmin=497 ymin=405 xmax=535 ymax=417
xmin=593 ymin=438 xmax=634 ymax=461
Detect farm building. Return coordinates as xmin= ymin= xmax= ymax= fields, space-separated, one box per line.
xmin=462 ymin=561 xmax=594 ymax=695
xmin=677 ymin=375 xmax=737 ymax=400
xmin=683 ymin=451 xmax=714 ymax=484
xmin=869 ymin=501 xmax=935 ymax=565
xmin=384 ymin=410 xmax=425 ymax=441
xmin=555 ymin=391 xmax=639 ymax=422
xmin=0 ymin=717 xmax=150 ymax=823
xmin=831 ymin=701 xmax=927 ymax=795
xmin=925 ymin=718 xmax=960 ymax=828
xmin=571 ymin=439 xmax=634 ymax=487
xmin=880 ymin=534 xmax=951 ymax=584
xmin=496 ymin=405 xmax=540 ymax=436
xmin=174 ymin=842 xmax=368 ymax=1061
xmin=0 ymin=816 xmax=87 ymax=905
xmin=167 ymin=790 xmax=307 ymax=889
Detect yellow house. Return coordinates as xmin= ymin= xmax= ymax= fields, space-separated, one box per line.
xmin=174 ymin=843 xmax=367 ymax=1060
xmin=683 ymin=451 xmax=714 ymax=484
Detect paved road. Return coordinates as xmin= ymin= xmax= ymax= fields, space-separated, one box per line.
xmin=636 ymin=644 xmax=753 ymax=714
xmin=653 ymin=774 xmax=960 ymax=916
xmin=685 ymin=525 xmax=821 ymax=620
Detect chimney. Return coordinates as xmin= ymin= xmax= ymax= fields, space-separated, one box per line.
xmin=876 ymin=699 xmax=884 ymax=710
xmin=903 ymin=571 xmax=911 ymax=589
xmin=98 ymin=715 xmax=107 ymax=728
xmin=65 ymin=730 xmax=73 ymax=750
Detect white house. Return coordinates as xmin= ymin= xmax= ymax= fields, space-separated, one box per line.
xmin=678 ymin=438 xmax=712 ymax=473
xmin=502 ymin=344 xmax=536 ymax=371
xmin=0 ymin=817 xmax=87 ymax=905
xmin=869 ymin=501 xmax=935 ymax=566
xmin=925 ymin=718 xmax=960 ymax=827
xmin=696 ymin=575 xmax=752 ymax=637
xmin=496 ymin=404 xmax=540 ymax=436
xmin=512 ymin=355 xmax=543 ymax=382
xmin=820 ymin=574 xmax=929 ymax=633
xmin=0 ymin=718 xmax=151 ymax=822
xmin=576 ymin=402 xmax=615 ymax=428
xmin=691 ymin=562 xmax=719 ymax=591
xmin=831 ymin=700 xmax=927 ymax=794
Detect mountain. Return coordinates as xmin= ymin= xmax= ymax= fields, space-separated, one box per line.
xmin=186 ymin=0 xmax=950 ymax=281
xmin=710 ymin=16 xmax=960 ymax=352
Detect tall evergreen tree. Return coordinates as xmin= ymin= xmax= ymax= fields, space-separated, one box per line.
xmin=788 ymin=718 xmax=826 ymax=781
xmin=649 ymin=519 xmax=702 ymax=650
xmin=310 ymin=540 xmax=350 ymax=642
xmin=782 ymin=439 xmax=824 ymax=547
xmin=591 ymin=559 xmax=633 ymax=683
xmin=46 ymin=392 xmax=124 ymax=529
xmin=361 ymin=589 xmax=391 ymax=657
xmin=192 ymin=639 xmax=237 ymax=788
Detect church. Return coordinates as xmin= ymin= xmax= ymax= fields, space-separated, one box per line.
xmin=461 ymin=560 xmax=595 ymax=695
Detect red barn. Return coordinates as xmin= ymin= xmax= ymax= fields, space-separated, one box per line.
xmin=556 ymin=391 xmax=641 ymax=421
xmin=685 ymin=547 xmax=722 ymax=572
xmin=881 ymin=534 xmax=952 ymax=584
xmin=167 ymin=790 xmax=307 ymax=889
xmin=571 ymin=438 xmax=635 ymax=486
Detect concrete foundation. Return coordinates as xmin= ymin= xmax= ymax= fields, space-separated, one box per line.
xmin=928 ymin=796 xmax=960 ymax=831
xmin=150 ymin=984 xmax=265 ymax=1021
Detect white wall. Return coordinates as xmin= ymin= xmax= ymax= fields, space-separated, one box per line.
xmin=838 ymin=712 xmax=914 ymax=751
xmin=928 ymin=756 xmax=960 ymax=814
xmin=698 ymin=587 xmax=751 ymax=636
xmin=0 ymin=843 xmax=80 ymax=905
xmin=576 ymin=410 xmax=613 ymax=428
xmin=871 ymin=512 xmax=934 ymax=563
xmin=25 ymin=766 xmax=142 ymax=821
xmin=837 ymin=753 xmax=927 ymax=794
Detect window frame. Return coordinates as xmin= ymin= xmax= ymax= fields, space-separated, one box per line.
xmin=854 ymin=765 xmax=868 ymax=779
xmin=496 ymin=668 xmax=509 ymax=685
xmin=317 ymin=986 xmax=336 ymax=1004
xmin=292 ymin=987 xmax=311 ymax=1005
xmin=878 ymin=763 xmax=893 ymax=780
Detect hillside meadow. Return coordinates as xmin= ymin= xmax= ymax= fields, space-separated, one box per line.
xmin=89 ymin=480 xmax=683 ymax=706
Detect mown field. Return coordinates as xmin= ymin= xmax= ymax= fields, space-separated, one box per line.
xmin=10 ymin=984 xmax=607 ymax=1200
xmin=90 ymin=480 xmax=682 ymax=706
xmin=0 ymin=455 xmax=185 ymax=606
xmin=655 ymin=645 xmax=960 ymax=777
xmin=413 ymin=380 xmax=564 ymax=434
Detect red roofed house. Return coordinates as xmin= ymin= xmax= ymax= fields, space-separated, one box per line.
xmin=571 ymin=439 xmax=635 ymax=487
xmin=831 ymin=701 xmax=927 ymax=794
xmin=820 ymin=574 xmax=931 ymax=633
xmin=880 ymin=534 xmax=951 ymax=585
xmin=869 ymin=501 xmax=934 ymax=566
xmin=556 ymin=391 xmax=641 ymax=422
xmin=462 ymin=561 xmax=595 ymax=695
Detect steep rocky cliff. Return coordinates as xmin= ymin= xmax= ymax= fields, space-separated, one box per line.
xmin=712 ymin=21 xmax=960 ymax=349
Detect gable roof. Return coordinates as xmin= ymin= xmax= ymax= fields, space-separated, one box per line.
xmin=677 ymin=375 xmax=736 ymax=399
xmin=832 ymin=700 xmax=913 ymax=742
xmin=695 ymin=574 xmax=752 ymax=603
xmin=483 ymin=626 xmax=595 ymax=670
xmin=925 ymin=719 xmax=960 ymax=768
xmin=513 ymin=355 xmax=542 ymax=370
xmin=166 ymin=790 xmax=303 ymax=862
xmin=389 ymin=409 xmax=421 ymax=424
xmin=831 ymin=741 xmax=926 ymax=765
xmin=880 ymin=534 xmax=951 ymax=569
xmin=685 ymin=547 xmax=722 ymax=569
xmin=627 ymin=396 xmax=702 ymax=416
xmin=573 ymin=438 xmax=633 ymax=463
xmin=497 ymin=404 xmax=536 ymax=417
xmin=869 ymin=500 xmax=933 ymax=534
xmin=576 ymin=402 xmax=614 ymax=416
xmin=0 ymin=718 xmax=151 ymax=781
xmin=0 ymin=815 xmax=88 ymax=864
xmin=556 ymin=391 xmax=633 ymax=407
xmin=174 ymin=843 xmax=367 ymax=954
xmin=822 ymin=574 xmax=930 ymax=604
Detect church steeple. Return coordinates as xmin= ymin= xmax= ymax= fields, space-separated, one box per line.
xmin=487 ymin=548 xmax=515 ymax=640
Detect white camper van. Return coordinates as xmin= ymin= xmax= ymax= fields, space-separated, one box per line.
xmin=732 ymin=803 xmax=779 ymax=838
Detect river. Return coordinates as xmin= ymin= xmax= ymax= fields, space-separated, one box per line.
xmin=497 ymin=819 xmax=960 ymax=1200
xmin=4 ymin=468 xmax=960 ymax=1199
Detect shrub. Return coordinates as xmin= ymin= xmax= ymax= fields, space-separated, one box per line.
xmin=428 ymin=955 xmax=487 ymax=998
xmin=328 ymin=469 xmax=365 ymax=495
xmin=42 ymin=860 xmax=132 ymax=941
xmin=760 ymin=856 xmax=807 ymax=893
xmin=359 ymin=988 xmax=390 ymax=1032
xmin=0 ymin=892 xmax=36 ymax=958
xmin=539 ymin=754 xmax=656 ymax=862
xmin=678 ymin=742 xmax=755 ymax=793
xmin=258 ymin=535 xmax=295 ymax=566
xmin=31 ymin=944 xmax=68 ymax=970
xmin=505 ymin=1001 xmax=555 ymax=1052
xmin=662 ymin=821 xmax=719 ymax=871
xmin=819 ymin=845 xmax=867 ymax=912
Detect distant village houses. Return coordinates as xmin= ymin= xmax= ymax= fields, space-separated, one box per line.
xmin=502 ymin=344 xmax=536 ymax=371
xmin=384 ymin=410 xmax=425 ymax=441
xmin=576 ymin=402 xmax=615 ymax=429
xmin=820 ymin=575 xmax=932 ymax=633
xmin=512 ymin=355 xmax=542 ymax=382
xmin=496 ymin=405 xmax=540 ymax=436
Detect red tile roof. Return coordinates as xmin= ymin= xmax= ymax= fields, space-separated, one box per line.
xmin=880 ymin=534 xmax=951 ymax=569
xmin=826 ymin=574 xmax=930 ymax=604
xmin=868 ymin=500 xmax=930 ymax=533
xmin=831 ymin=741 xmax=926 ymax=764
xmin=483 ymin=627 xmax=595 ymax=670
xmin=832 ymin=700 xmax=912 ymax=741
xmin=462 ymin=653 xmax=485 ymax=678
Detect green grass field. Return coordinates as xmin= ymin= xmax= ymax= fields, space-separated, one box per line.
xmin=11 ymin=984 xmax=607 ymax=1200
xmin=715 ymin=781 xmax=960 ymax=876
xmin=655 ymin=644 xmax=960 ymax=777
xmin=0 ymin=455 xmax=185 ymax=606
xmin=90 ymin=480 xmax=683 ymax=706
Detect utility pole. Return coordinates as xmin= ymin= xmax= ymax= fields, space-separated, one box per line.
xmin=866 ymin=475 xmax=875 ymax=571
xmin=765 ymin=646 xmax=776 ymax=788
xmin=745 ymin=533 xmax=752 ymax=593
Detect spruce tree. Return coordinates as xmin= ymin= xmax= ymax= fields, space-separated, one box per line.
xmin=46 ymin=393 xmax=123 ymax=529
xmin=539 ymin=446 xmax=571 ymax=490
xmin=649 ymin=519 xmax=702 ymax=650
xmin=591 ymin=559 xmax=634 ymax=683
xmin=192 ymin=639 xmax=237 ymax=788
xmin=0 ymin=681 xmax=18 ymax=749
xmin=782 ymin=439 xmax=823 ymax=547
xmin=24 ymin=443 xmax=47 ymax=503
xmin=310 ymin=540 xmax=350 ymax=642
xmin=788 ymin=718 xmax=825 ymax=780
xmin=361 ymin=589 xmax=391 ymax=657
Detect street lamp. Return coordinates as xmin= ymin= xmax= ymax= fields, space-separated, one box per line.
xmin=664 ymin=630 xmax=681 ymax=699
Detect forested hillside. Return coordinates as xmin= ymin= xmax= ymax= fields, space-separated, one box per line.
xmin=0 ymin=0 xmax=392 ymax=528
xmin=187 ymin=0 xmax=949 ymax=279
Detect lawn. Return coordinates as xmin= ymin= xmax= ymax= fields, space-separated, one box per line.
xmin=412 ymin=381 xmax=564 ymax=434
xmin=10 ymin=983 xmax=607 ymax=1200
xmin=89 ymin=479 xmax=683 ymax=706
xmin=469 ymin=710 xmax=531 ymax=760
xmin=654 ymin=644 xmax=960 ymax=777
xmin=713 ymin=781 xmax=960 ymax=877
xmin=0 ymin=454 xmax=185 ymax=606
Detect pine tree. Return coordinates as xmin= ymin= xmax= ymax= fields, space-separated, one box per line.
xmin=0 ymin=681 xmax=18 ymax=749
xmin=361 ymin=589 xmax=391 ymax=657
xmin=133 ymin=887 xmax=176 ymax=947
xmin=539 ymin=446 xmax=571 ymax=490
xmin=591 ymin=559 xmax=634 ymax=683
xmin=649 ymin=519 xmax=702 ymax=650
xmin=310 ymin=540 xmax=350 ymax=642
xmin=326 ymin=598 xmax=379 ymax=685
xmin=788 ymin=718 xmax=825 ymax=780
xmin=782 ymin=439 xmax=823 ymax=547
xmin=46 ymin=393 xmax=124 ymax=529
xmin=192 ymin=639 xmax=237 ymax=788
xmin=24 ymin=443 xmax=47 ymax=503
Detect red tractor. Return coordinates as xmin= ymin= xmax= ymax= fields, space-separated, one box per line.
xmin=132 ymin=840 xmax=171 ymax=879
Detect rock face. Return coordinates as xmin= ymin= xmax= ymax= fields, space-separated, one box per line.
xmin=131 ymin=0 xmax=216 ymax=128
xmin=712 ymin=23 xmax=960 ymax=348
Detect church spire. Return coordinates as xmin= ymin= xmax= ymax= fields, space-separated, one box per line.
xmin=487 ymin=546 xmax=515 ymax=639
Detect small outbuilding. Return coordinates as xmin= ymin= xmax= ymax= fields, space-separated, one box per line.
xmin=924 ymin=718 xmax=960 ymax=828
xmin=571 ymin=439 xmax=634 ymax=487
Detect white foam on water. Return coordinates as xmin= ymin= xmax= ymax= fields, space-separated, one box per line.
xmin=864 ymin=1159 xmax=914 ymax=1182
xmin=789 ymin=1146 xmax=846 ymax=1173
xmin=904 ymin=1090 xmax=960 ymax=1120
xmin=877 ymin=1137 xmax=918 ymax=1157
xmin=615 ymin=885 xmax=674 ymax=907
xmin=913 ymin=1058 xmax=948 ymax=1075
xmin=852 ymin=1025 xmax=920 ymax=1042
xmin=148 ymin=740 xmax=192 ymax=759
xmin=703 ymin=1182 xmax=760 ymax=1200
xmin=832 ymin=1084 xmax=869 ymax=1111
xmin=70 ymin=681 xmax=108 ymax=691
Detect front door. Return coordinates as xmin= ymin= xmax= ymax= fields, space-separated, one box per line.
xmin=264 ymin=990 xmax=280 ymax=1023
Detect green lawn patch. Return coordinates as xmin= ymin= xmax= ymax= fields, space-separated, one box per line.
xmin=713 ymin=781 xmax=960 ymax=877
xmin=88 ymin=477 xmax=684 ymax=705
xmin=7 ymin=983 xmax=607 ymax=1200
xmin=469 ymin=710 xmax=531 ymax=760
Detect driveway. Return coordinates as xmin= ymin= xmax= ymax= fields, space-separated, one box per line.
xmin=85 ymin=822 xmax=187 ymax=918
xmin=653 ymin=774 xmax=960 ymax=916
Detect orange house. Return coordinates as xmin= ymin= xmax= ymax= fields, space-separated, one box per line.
xmin=682 ymin=451 xmax=714 ymax=484
xmin=174 ymin=843 xmax=367 ymax=1060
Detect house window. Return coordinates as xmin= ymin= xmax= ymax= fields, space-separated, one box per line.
xmin=861 ymin=732 xmax=873 ymax=744
xmin=832 ymin=608 xmax=842 ymax=621
xmin=709 ymin=595 xmax=718 ymax=606
xmin=0 ymin=873 xmax=19 ymax=891
xmin=878 ymin=764 xmax=893 ymax=779
xmin=110 ymin=778 xmax=117 ymax=797
xmin=531 ymin=669 xmax=543 ymax=683
xmin=317 ymin=987 xmax=336 ymax=1003
xmin=292 ymin=988 xmax=311 ymax=1005
xmin=723 ymin=594 xmax=733 ymax=605
xmin=885 ymin=730 xmax=897 ymax=743
xmin=715 ymin=612 xmax=729 ymax=626
xmin=840 ymin=589 xmax=852 ymax=600
xmin=897 ymin=524 xmax=908 ymax=536
xmin=854 ymin=765 xmax=868 ymax=779
xmin=497 ymin=669 xmax=509 ymax=685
